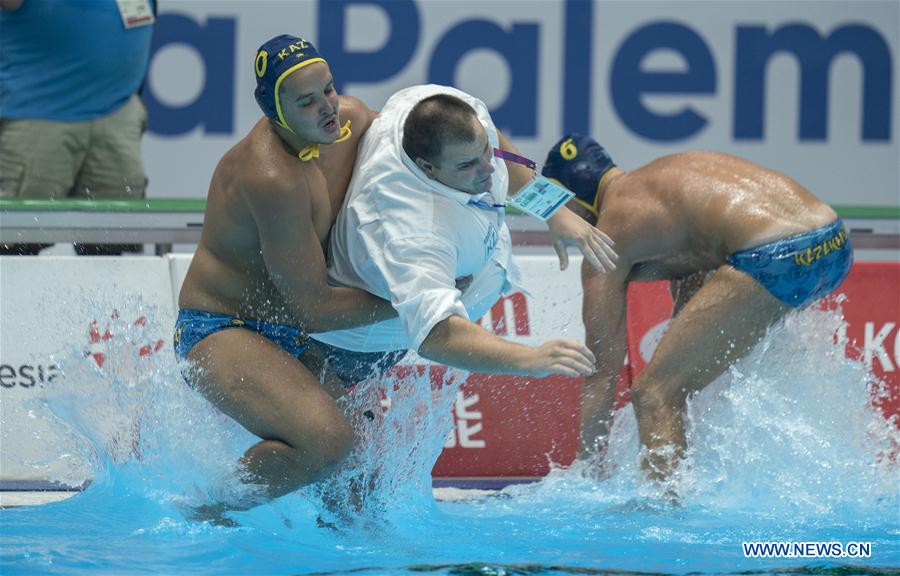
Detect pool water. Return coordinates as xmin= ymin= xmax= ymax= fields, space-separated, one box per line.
xmin=1 ymin=302 xmax=898 ymax=575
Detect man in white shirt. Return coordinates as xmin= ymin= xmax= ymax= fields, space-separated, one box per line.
xmin=308 ymin=85 xmax=617 ymax=383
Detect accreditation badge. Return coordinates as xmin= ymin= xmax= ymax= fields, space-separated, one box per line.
xmin=116 ymin=0 xmax=155 ymax=29
xmin=508 ymin=176 xmax=574 ymax=221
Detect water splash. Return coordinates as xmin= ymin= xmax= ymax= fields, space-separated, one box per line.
xmin=679 ymin=306 xmax=897 ymax=518
xmin=496 ymin=299 xmax=898 ymax=524
xmin=308 ymin=363 xmax=467 ymax=527
xmin=3 ymin=295 xmax=898 ymax=574
xmin=26 ymin=299 xmax=470 ymax=530
xmin=22 ymin=300 xmax=250 ymax=515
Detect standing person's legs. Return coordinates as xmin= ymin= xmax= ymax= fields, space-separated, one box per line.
xmin=186 ymin=329 xmax=355 ymax=509
xmin=630 ymin=265 xmax=790 ymax=480
xmin=0 ymin=117 xmax=88 ymax=254
xmin=74 ymin=94 xmax=148 ymax=255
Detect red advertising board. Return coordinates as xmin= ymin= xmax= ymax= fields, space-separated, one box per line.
xmin=431 ymin=374 xmax=581 ymax=477
xmin=432 ymin=262 xmax=900 ymax=478
xmin=834 ymin=263 xmax=900 ymax=422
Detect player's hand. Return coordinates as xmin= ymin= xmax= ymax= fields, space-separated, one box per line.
xmin=525 ymin=339 xmax=597 ymax=378
xmin=546 ymin=207 xmax=617 ymax=272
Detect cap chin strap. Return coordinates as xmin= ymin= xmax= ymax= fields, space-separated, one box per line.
xmin=296 ymin=120 xmax=352 ymax=162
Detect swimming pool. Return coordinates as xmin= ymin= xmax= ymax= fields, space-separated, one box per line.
xmin=1 ymin=303 xmax=898 ymax=575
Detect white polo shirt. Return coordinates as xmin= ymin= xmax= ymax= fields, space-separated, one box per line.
xmin=310 ymin=84 xmax=526 ymax=353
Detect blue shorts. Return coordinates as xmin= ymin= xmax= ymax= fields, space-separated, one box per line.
xmin=173 ymin=308 xmax=310 ymax=361
xmin=728 ymin=219 xmax=853 ymax=308
xmin=173 ymin=309 xmax=406 ymax=389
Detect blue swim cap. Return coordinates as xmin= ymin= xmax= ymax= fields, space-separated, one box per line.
xmin=542 ymin=134 xmax=616 ymax=218
xmin=254 ymin=35 xmax=327 ymax=130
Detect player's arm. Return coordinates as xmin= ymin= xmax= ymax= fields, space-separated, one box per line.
xmin=579 ymin=200 xmax=670 ymax=464
xmin=578 ymin=205 xmax=657 ymax=460
xmin=497 ymin=131 xmax=617 ymax=273
xmin=243 ymin=172 xmax=395 ymax=332
xmin=579 ymin=257 xmax=629 ymax=460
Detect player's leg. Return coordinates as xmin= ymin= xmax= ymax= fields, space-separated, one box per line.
xmin=187 ymin=329 xmax=354 ymax=504
xmin=631 ymin=265 xmax=790 ymax=479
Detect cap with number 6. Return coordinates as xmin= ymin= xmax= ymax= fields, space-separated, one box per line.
xmin=541 ymin=134 xmax=616 ymax=218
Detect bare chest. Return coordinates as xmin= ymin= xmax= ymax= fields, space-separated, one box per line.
xmin=316 ymin=140 xmax=359 ymax=226
xmin=308 ymin=176 xmax=334 ymax=242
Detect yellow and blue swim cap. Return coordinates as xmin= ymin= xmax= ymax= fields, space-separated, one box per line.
xmin=542 ymin=134 xmax=617 ymax=218
xmin=254 ymin=34 xmax=327 ymax=130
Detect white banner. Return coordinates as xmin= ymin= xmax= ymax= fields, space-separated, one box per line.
xmin=142 ymin=0 xmax=898 ymax=209
xmin=0 ymin=257 xmax=176 ymax=483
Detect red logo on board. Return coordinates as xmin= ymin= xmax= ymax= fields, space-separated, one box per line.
xmin=87 ymin=310 xmax=165 ymax=368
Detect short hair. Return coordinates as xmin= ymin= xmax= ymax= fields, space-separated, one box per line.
xmin=402 ymin=94 xmax=479 ymax=166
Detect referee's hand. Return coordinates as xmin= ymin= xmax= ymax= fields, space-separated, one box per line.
xmin=546 ymin=207 xmax=618 ymax=272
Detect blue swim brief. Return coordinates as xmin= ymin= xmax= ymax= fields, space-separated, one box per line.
xmin=173 ymin=308 xmax=310 ymax=361
xmin=307 ymin=339 xmax=407 ymax=387
xmin=727 ymin=219 xmax=853 ymax=308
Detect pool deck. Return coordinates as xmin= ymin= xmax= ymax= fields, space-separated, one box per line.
xmin=1 ymin=491 xmax=76 ymax=507
xmin=0 ymin=477 xmax=534 ymax=508
xmin=0 ymin=487 xmax=504 ymax=508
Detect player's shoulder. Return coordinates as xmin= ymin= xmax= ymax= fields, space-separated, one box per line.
xmin=227 ymin=146 xmax=314 ymax=212
xmin=338 ymin=94 xmax=378 ymax=128
xmin=599 ymin=173 xmax=671 ymax=248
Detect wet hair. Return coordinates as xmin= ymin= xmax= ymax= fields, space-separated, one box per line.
xmin=402 ymin=94 xmax=479 ymax=167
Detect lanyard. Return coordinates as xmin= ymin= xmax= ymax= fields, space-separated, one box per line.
xmin=468 ymin=197 xmax=506 ymax=210
xmin=467 ymin=148 xmax=539 ymax=211
xmin=493 ymin=148 xmax=537 ymax=171
xmin=493 ymin=148 xmax=573 ymax=221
